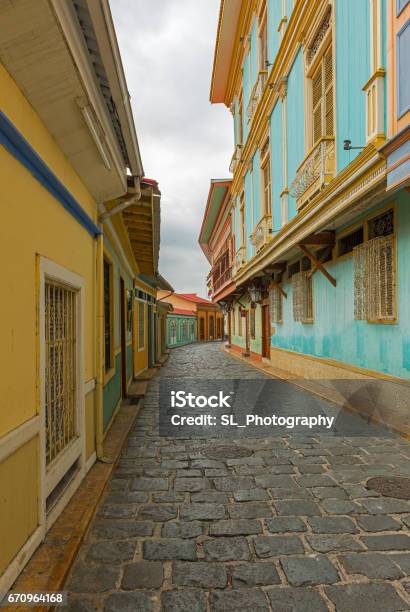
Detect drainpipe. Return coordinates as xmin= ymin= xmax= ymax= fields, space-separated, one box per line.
xmin=95 ymin=231 xmax=105 ymax=459
xmin=98 ymin=176 xmax=142 ymax=222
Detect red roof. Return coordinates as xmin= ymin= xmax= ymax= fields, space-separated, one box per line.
xmin=177 ymin=293 xmax=212 ymax=304
xmin=172 ymin=308 xmax=196 ymax=316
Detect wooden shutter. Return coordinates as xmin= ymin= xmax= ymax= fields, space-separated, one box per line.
xmin=324 ymin=46 xmax=334 ymax=136
xmin=292 ymin=271 xmax=313 ymax=323
xmin=354 ymin=235 xmax=396 ymax=321
xmin=312 ymin=66 xmax=323 ymax=144
xmin=270 ymin=285 xmax=282 ymax=323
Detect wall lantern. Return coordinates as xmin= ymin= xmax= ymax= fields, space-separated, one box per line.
xmin=248 ymin=284 xmax=262 ymax=304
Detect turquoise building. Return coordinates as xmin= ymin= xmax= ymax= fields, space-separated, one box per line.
xmin=208 ymin=0 xmax=410 ymax=384
xmin=166 ymin=309 xmax=198 ymax=348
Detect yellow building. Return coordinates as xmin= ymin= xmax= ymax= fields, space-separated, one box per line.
xmin=0 ymin=0 xmax=169 ymax=592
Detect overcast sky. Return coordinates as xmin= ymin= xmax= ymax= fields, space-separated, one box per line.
xmin=111 ymin=0 xmax=233 ymax=297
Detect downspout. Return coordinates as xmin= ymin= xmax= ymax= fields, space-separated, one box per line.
xmin=95 ymin=231 xmax=105 ymax=459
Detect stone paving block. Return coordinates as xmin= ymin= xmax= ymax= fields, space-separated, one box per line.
xmin=361 ymin=534 xmax=410 ymax=551
xmin=204 ymin=536 xmax=251 ymax=561
xmin=161 ymin=460 xmax=189 ymax=469
xmin=162 ymin=520 xmax=203 ymax=539
xmin=172 ymin=561 xmax=227 ymax=588
xmin=151 ymin=491 xmax=186 ymax=503
xmin=180 ymin=503 xmax=225 ymax=521
xmin=89 ymin=520 xmax=153 ymax=540
xmin=255 ymin=475 xmax=295 ymax=488
xmin=320 ymin=498 xmax=365 ymax=515
xmin=191 ymin=459 xmax=225 ymax=469
xmin=97 ymin=504 xmax=137 ymax=519
xmin=311 ymin=486 xmax=347 ymax=499
xmin=227 ymin=502 xmax=273 ymax=519
xmin=231 ymin=563 xmax=280 ymax=587
xmin=121 ymin=561 xmax=164 ymax=589
xmin=266 ymin=587 xmax=328 ymax=611
xmin=85 ymin=541 xmax=135 ymax=564
xmin=131 ymin=477 xmax=169 ymax=491
xmin=265 ymin=517 xmax=306 ymax=533
xmin=161 ymin=589 xmax=207 ymax=612
xmin=209 ymin=519 xmax=262 ymax=536
xmin=307 ymin=534 xmax=365 ymax=552
xmin=357 ymin=514 xmax=402 ymax=532
xmin=298 ymin=465 xmax=326 ymax=474
xmin=68 ymin=564 xmax=120 ymax=593
xmin=275 ymin=499 xmax=321 ymax=516
xmin=209 ymin=589 xmax=269 ymax=611
xmin=325 ymin=583 xmax=408 ymax=612
xmin=177 ymin=469 xmax=202 ymax=477
xmin=296 ymin=475 xmax=336 ymax=487
xmin=190 ymin=491 xmax=229 ymax=503
xmin=307 ymin=516 xmax=358 ymax=534
xmin=253 ymin=535 xmax=304 ymax=557
xmin=104 ymin=592 xmax=154 ymax=612
xmin=269 ymin=487 xmax=313 ymax=500
xmin=360 ymin=498 xmax=410 ymax=514
xmin=338 ymin=552 xmax=404 ymax=579
xmin=280 ymin=555 xmax=339 ymax=586
xmin=137 ymin=504 xmax=177 ymax=522
xmin=213 ymin=476 xmax=256 ymax=491
xmin=205 ymin=468 xmax=229 ymax=477
xmin=143 ymin=538 xmax=197 ymax=560
xmin=343 ymin=483 xmax=380 ymax=498
xmin=226 ymin=456 xmax=264 ymax=466
xmin=233 ymin=489 xmax=270 ymax=502
xmin=174 ymin=477 xmax=209 ymax=492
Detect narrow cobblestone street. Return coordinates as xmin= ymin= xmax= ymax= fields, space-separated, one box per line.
xmin=66 ymin=343 xmax=410 ymax=611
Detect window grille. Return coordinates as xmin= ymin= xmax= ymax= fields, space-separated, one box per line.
xmin=45 ymin=281 xmax=77 ymax=465
xmin=338 ymin=227 xmax=364 ymax=256
xmin=270 ymin=285 xmax=282 ymax=323
xmin=292 ymin=271 xmax=313 ymax=322
xmin=368 ymin=209 xmax=394 ymax=240
xmin=354 ymin=235 xmax=396 ymax=321
xmin=138 ymin=301 xmax=145 ymax=349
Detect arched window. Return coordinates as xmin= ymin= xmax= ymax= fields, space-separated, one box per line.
xmin=170 ymin=320 xmax=177 ymax=344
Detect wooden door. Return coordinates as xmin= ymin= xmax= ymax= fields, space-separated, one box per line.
xmin=227 ymin=311 xmax=231 ymax=346
xmin=120 ymin=278 xmax=127 ymax=397
xmin=262 ymin=304 xmax=271 ymax=359
xmin=245 ymin=311 xmax=250 ymax=355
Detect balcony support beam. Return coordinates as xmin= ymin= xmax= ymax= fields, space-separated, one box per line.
xmin=299 ymin=244 xmax=336 ymax=287
xmin=299 ymin=231 xmax=335 ymax=246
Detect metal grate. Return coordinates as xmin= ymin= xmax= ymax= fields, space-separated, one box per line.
xmin=338 ymin=227 xmax=364 ymax=256
xmin=292 ymin=271 xmax=313 ymax=323
xmin=45 ymin=281 xmax=77 ymax=465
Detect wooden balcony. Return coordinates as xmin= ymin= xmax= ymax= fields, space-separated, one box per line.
xmin=289 ymin=137 xmax=335 ymax=209
xmin=246 ymin=70 xmax=268 ymax=122
xmin=250 ymin=214 xmax=272 ymax=252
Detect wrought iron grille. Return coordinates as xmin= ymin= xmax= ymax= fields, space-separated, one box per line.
xmin=270 ymin=286 xmax=282 ymax=324
xmin=45 ymin=281 xmax=77 ymax=465
xmin=292 ymin=271 xmax=313 ymax=323
xmin=368 ymin=209 xmax=394 ymax=240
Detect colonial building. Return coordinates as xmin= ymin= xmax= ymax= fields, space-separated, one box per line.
xmin=207 ymin=0 xmax=410 ymax=381
xmin=0 ymin=0 xmax=169 ymax=592
xmin=157 ymin=291 xmax=224 ymax=343
xmin=166 ymin=308 xmax=198 ymax=348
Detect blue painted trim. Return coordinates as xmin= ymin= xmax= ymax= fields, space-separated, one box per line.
xmin=397 ymin=0 xmax=410 ymax=17
xmin=396 ymin=20 xmax=410 ymax=119
xmin=0 ymin=111 xmax=101 ymax=237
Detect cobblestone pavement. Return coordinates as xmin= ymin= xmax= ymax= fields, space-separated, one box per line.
xmin=66 ymin=343 xmax=410 ymax=611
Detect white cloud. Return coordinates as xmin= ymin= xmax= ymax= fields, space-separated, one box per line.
xmin=111 ymin=0 xmax=233 ymax=297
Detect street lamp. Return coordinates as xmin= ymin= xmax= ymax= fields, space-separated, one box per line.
xmin=248 ymin=284 xmax=262 ymax=304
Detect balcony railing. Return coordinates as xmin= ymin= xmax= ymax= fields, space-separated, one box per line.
xmin=212 ymin=266 xmax=232 ymax=296
xmin=250 ymin=214 xmax=272 ymax=252
xmin=233 ymin=246 xmax=246 ymax=274
xmin=246 ymin=70 xmax=268 ymax=122
xmin=229 ymin=143 xmax=243 ymax=174
xmin=289 ymin=137 xmax=335 ymax=209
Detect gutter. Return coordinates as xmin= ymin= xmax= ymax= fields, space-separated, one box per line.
xmin=98 ymin=177 xmax=142 ymax=222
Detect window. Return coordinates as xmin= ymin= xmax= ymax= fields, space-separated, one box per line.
xmin=250 ymin=307 xmax=256 ymax=339
xmin=181 ymin=320 xmax=187 ymax=340
xmin=270 ymin=285 xmax=283 ymax=323
xmin=292 ymin=271 xmax=313 ymax=323
xmin=103 ymin=259 xmax=113 ymax=371
xmin=217 ymin=317 xmax=222 ymax=338
xmin=209 ymin=316 xmax=215 ymax=338
xmin=337 ymin=227 xmax=364 ymax=257
xmin=138 ymin=301 xmax=145 ymax=349
xmin=354 ymin=209 xmax=396 ymax=322
xmin=312 ymin=45 xmax=334 ymax=145
xmin=238 ymin=309 xmax=242 ymax=336
xmin=170 ymin=320 xmax=177 ymax=344
xmin=232 ymin=308 xmax=236 ymax=335
xmin=261 ymin=138 xmax=272 ymax=216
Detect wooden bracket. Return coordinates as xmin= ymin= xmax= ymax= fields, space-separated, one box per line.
xmin=299 ymin=244 xmax=336 ymax=287
xmin=271 ymin=281 xmax=287 ymax=299
xmin=299 ymin=232 xmax=335 ymax=247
